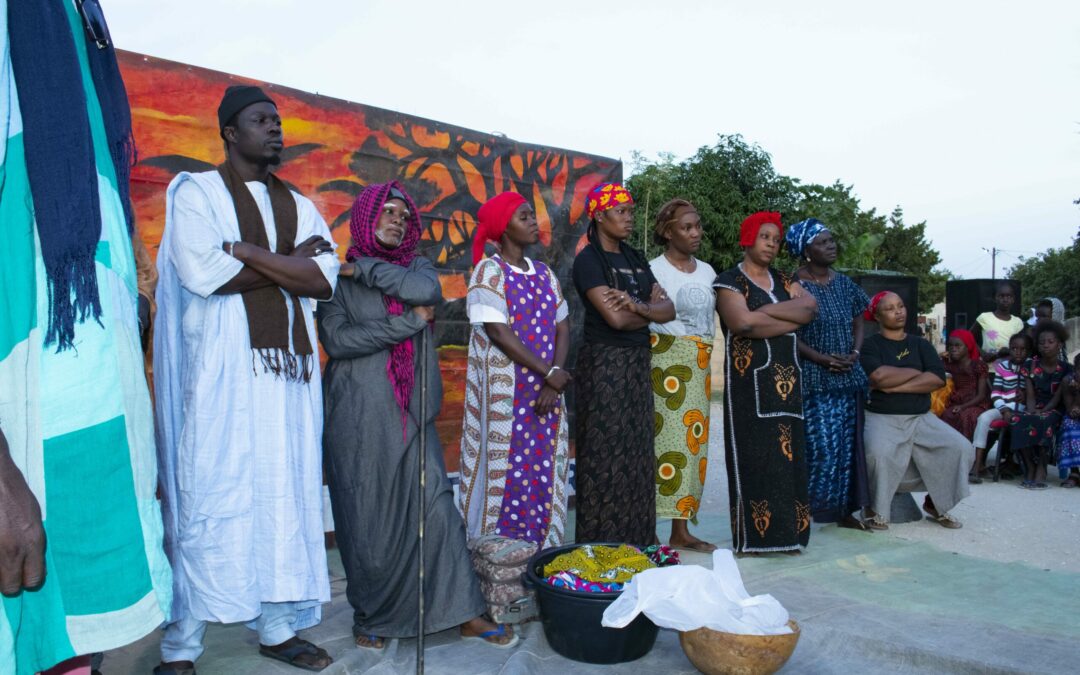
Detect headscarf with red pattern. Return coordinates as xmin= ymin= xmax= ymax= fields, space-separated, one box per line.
xmin=586 ymin=182 xmax=633 ymax=220
xmin=347 ymin=181 xmax=424 ymax=436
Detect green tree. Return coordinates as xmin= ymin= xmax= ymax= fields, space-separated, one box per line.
xmin=786 ymin=181 xmax=885 ymax=270
xmin=1007 ymin=241 xmax=1080 ymax=314
xmin=628 ymin=138 xmax=951 ymax=313
xmin=627 ymin=135 xmax=797 ymax=272
xmin=870 ymin=207 xmax=953 ymax=314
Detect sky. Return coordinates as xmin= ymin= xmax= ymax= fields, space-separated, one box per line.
xmin=104 ymin=0 xmax=1080 ymax=278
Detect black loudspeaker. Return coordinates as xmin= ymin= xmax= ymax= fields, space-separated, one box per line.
xmin=945 ymin=279 xmax=1023 ymax=333
xmin=849 ymin=273 xmax=920 ymax=336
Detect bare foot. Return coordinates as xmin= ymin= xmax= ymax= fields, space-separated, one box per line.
xmin=354 ymin=633 xmax=385 ymax=649
xmin=460 ymin=617 xmax=515 ymax=646
xmin=669 ymin=520 xmax=718 ymax=552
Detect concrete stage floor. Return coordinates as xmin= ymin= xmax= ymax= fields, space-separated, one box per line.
xmin=104 ymin=405 xmax=1080 ymax=674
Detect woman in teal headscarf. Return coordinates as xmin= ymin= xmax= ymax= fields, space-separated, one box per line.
xmin=787 ymin=219 xmax=873 ymax=530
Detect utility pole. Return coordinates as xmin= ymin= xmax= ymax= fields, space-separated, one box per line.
xmin=982 ymin=247 xmax=998 ymax=279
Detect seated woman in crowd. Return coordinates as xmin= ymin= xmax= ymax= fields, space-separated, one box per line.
xmin=940 ymin=329 xmax=989 ymax=443
xmin=860 ymin=291 xmax=972 ymax=530
xmin=319 ymin=182 xmax=517 ymax=649
xmin=1057 ymin=353 xmax=1080 ymax=488
xmin=969 ymin=332 xmax=1032 ymax=482
xmin=458 ymin=192 xmax=571 ymax=548
xmin=970 ymin=281 xmax=1024 ymax=361
xmin=1008 ymin=321 xmax=1072 ymax=490
xmin=714 ymin=212 xmax=817 ymax=554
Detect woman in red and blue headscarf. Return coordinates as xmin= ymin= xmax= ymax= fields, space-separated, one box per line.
xmin=458 ymin=192 xmax=572 ymax=548
xmin=713 ymin=212 xmax=818 ymax=554
xmin=319 ymin=182 xmax=518 ymax=649
xmin=571 ymin=183 xmax=675 ymax=547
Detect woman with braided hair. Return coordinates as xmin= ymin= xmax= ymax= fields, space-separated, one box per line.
xmin=319 ymin=182 xmax=517 ymax=650
xmin=571 ymin=183 xmax=675 ymax=547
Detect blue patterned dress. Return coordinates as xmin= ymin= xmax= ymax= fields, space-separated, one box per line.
xmin=796 ymin=272 xmax=871 ymax=523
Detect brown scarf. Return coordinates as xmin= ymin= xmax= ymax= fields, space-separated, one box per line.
xmin=218 ymin=162 xmax=313 ymax=382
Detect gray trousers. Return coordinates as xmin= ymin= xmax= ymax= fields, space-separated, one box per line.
xmin=864 ymin=411 xmax=973 ymax=519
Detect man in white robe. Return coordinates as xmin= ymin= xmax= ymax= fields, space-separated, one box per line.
xmin=153 ymin=86 xmax=339 ymax=673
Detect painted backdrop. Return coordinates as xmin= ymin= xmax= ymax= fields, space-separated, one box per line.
xmin=119 ymin=51 xmax=622 ymax=472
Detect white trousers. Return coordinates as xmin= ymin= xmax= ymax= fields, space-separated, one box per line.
xmin=160 ymin=601 xmax=304 ymax=663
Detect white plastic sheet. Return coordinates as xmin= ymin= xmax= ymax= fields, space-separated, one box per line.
xmin=601 ymin=549 xmax=792 ymax=635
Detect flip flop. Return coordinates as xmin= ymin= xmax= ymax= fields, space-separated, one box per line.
xmin=865 ymin=515 xmax=889 ymax=531
xmin=1060 ymin=478 xmax=1079 ymax=488
xmin=1031 ymin=482 xmax=1049 ymax=490
xmin=258 ymin=637 xmax=332 ymax=672
xmin=968 ymin=473 xmax=983 ymax=485
xmin=1019 ymin=480 xmax=1035 ymax=489
xmin=462 ymin=624 xmax=520 ymax=649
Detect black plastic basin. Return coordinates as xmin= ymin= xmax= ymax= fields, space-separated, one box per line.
xmin=525 ymin=542 xmax=659 ymax=664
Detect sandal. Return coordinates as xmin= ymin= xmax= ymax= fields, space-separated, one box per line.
xmin=1030 ymin=482 xmax=1049 ymax=490
xmin=1060 ymin=478 xmax=1079 ymax=488
xmin=922 ymin=504 xmax=962 ymax=529
xmin=461 ymin=624 xmax=520 ymax=649
xmin=866 ymin=514 xmax=889 ymax=531
xmin=259 ymin=637 xmax=332 ymax=672
xmin=1019 ymin=480 xmax=1035 ymax=489
xmin=968 ymin=472 xmax=983 ymax=485
xmin=838 ymin=514 xmax=872 ymax=532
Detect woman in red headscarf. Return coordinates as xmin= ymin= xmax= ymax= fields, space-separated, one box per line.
xmin=319 ymin=182 xmax=517 ymax=649
xmin=940 ymin=329 xmax=990 ymax=447
xmin=458 ymin=192 xmax=572 ymax=548
xmin=713 ymin=212 xmax=818 ymax=554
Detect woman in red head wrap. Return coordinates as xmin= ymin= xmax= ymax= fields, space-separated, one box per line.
xmin=458 ymin=192 xmax=572 ymax=549
xmin=571 ymin=182 xmax=676 ymax=547
xmin=713 ymin=211 xmax=819 ymax=554
xmin=319 ymin=182 xmax=518 ymax=649
xmin=940 ymin=328 xmax=990 ymax=455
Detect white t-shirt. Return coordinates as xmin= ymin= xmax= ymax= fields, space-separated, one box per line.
xmin=467 ymin=255 xmax=537 ymax=324
xmin=648 ymin=255 xmax=717 ymax=338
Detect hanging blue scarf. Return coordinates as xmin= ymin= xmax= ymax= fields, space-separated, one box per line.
xmin=7 ymin=0 xmax=136 ymax=350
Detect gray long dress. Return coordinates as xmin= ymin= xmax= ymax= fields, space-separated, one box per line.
xmin=318 ymin=255 xmax=485 ymax=638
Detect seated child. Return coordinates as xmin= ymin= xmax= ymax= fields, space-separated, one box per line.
xmin=1008 ymin=321 xmax=1073 ymax=489
xmin=969 ymin=332 xmax=1032 ymax=482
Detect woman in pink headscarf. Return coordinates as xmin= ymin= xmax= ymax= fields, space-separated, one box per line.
xmin=458 ymin=192 xmax=572 ymax=549
xmin=319 ymin=182 xmax=518 ymax=650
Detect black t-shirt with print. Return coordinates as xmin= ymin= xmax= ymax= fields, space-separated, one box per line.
xmin=572 ymin=245 xmax=656 ymax=348
xmin=860 ymin=333 xmax=946 ymax=415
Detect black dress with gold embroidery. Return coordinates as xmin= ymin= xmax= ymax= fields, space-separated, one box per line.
xmin=714 ymin=265 xmax=810 ymax=552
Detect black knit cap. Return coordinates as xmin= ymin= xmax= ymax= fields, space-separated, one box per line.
xmin=217 ymin=85 xmax=276 ymax=131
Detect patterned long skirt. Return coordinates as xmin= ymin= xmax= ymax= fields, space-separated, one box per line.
xmin=650 ymin=334 xmax=711 ymax=520
xmin=574 ymin=342 xmax=656 ymax=547
xmin=803 ymin=390 xmax=871 ymax=523
xmin=1056 ymin=417 xmax=1080 ymax=470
